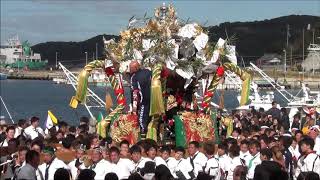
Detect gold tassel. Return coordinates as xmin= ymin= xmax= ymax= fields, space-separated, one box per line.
xmin=149 ymin=79 xmax=165 ymax=116
xmin=147 ymin=116 xmax=159 ymax=142
xmin=105 ymin=93 xmax=113 ymax=111
xmin=75 ymin=70 xmax=90 ymax=103
xmin=149 ymin=64 xmax=165 ymax=116
xmin=70 ymin=60 xmax=105 ymax=108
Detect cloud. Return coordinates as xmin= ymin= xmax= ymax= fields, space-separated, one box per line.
xmin=1 ymin=0 xmax=319 ymax=45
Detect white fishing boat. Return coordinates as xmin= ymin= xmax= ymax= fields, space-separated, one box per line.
xmin=89 ymin=69 xmax=108 ymax=86
xmin=250 ymin=62 xmax=320 ymax=108
xmin=287 ymin=83 xmax=320 ymax=108
xmin=236 ymin=82 xmax=276 ymax=110
xmin=53 ymin=77 xmax=69 ymax=84
xmin=0 ymin=73 xmax=7 ymax=80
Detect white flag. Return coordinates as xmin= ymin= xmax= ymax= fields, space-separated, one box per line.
xmin=46 ymin=110 xmax=58 ymax=129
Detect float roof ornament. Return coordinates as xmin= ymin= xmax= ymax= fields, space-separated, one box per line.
xmin=104 ymin=3 xmax=236 ymax=78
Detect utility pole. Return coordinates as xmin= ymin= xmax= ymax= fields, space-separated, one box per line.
xmin=93 ymin=52 xmax=95 ymax=61
xmin=283 ymin=49 xmax=287 ymax=73
xmin=286 ymin=24 xmax=290 ymax=47
xmin=290 ymin=46 xmax=293 ymax=69
xmin=302 ymin=28 xmax=305 ymax=61
xmin=85 ymin=52 xmax=88 ymax=65
xmin=55 ymin=52 xmax=58 ymax=69
xmin=312 ymin=29 xmax=315 ymax=44
xmin=96 ymin=43 xmax=98 ymax=59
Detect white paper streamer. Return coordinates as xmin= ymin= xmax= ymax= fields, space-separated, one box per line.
xmin=105 ymin=59 xmax=113 ymax=68
xmin=175 ymin=67 xmax=194 ymax=79
xmin=119 ymin=61 xmax=131 ymax=73
xmin=133 ymin=49 xmax=143 ymax=60
xmin=142 ymin=39 xmax=156 ymax=51
xmin=196 ymin=50 xmax=206 ymax=61
xmin=177 ymin=23 xmax=198 ymax=38
xmin=166 ymin=59 xmax=176 ymax=70
xmin=226 ymin=45 xmax=237 ymax=65
xmin=193 ymin=33 xmax=208 ymax=51
xmin=169 ymin=39 xmax=179 ymax=59
xmin=210 ymin=38 xmax=225 ymax=63
xmin=184 ymin=78 xmax=193 ymax=89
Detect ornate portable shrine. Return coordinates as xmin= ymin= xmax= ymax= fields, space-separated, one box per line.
xmin=69 ymin=3 xmax=252 ymax=146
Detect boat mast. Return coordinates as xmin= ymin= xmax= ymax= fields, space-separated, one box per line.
xmin=0 ymin=96 xmax=14 ymax=124
xmin=250 ymin=62 xmax=293 ymax=103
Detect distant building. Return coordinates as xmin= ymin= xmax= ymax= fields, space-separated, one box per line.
xmin=256 ymin=53 xmax=282 ymax=70
xmin=302 ymin=44 xmax=320 ymax=72
xmin=0 ymin=35 xmax=47 ymax=69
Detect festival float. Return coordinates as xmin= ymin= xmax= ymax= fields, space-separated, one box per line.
xmin=69 ymin=3 xmax=252 ymax=146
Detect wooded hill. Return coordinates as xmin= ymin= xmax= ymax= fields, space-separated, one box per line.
xmin=32 ymin=15 xmax=320 ymax=67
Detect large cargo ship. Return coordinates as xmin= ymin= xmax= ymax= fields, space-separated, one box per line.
xmin=0 ymin=35 xmax=47 ymax=70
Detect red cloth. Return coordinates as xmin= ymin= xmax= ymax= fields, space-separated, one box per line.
xmin=175 ymin=92 xmax=183 ymax=105
xmin=161 ymin=67 xmax=170 ymax=78
xmin=216 ymin=66 xmax=225 ymax=77
xmin=115 ymin=88 xmax=124 ymax=95
xmin=105 ymin=67 xmax=115 ymax=76
xmin=204 ymin=91 xmax=214 ymax=97
xmin=117 ymin=97 xmax=126 ymax=106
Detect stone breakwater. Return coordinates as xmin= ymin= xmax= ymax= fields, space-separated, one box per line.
xmin=7 ymin=70 xmax=64 ymax=80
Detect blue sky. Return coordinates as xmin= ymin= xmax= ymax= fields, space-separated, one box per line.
xmin=1 ymin=0 xmax=319 ymax=45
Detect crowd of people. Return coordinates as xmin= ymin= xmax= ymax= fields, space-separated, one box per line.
xmin=0 ymin=101 xmax=320 ymax=180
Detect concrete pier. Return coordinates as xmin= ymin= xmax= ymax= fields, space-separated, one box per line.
xmin=6 ymin=70 xmax=64 ymax=80
xmin=3 ymin=70 xmax=320 ymax=90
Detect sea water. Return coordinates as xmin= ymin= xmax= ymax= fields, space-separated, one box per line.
xmin=0 ymin=79 xmax=298 ymax=126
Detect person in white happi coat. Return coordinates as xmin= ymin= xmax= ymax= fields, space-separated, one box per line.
xmin=24 ymin=117 xmax=45 ymax=140
xmin=226 ymin=145 xmax=244 ymax=180
xmin=167 ymin=146 xmax=193 ymax=179
xmin=202 ymin=141 xmax=221 ymax=180
xmin=119 ymin=140 xmax=130 ymax=158
xmin=309 ymin=125 xmax=320 ymax=155
xmin=68 ymin=145 xmax=85 ymax=179
xmin=246 ymin=140 xmax=262 ymax=180
xmin=79 ymin=147 xmax=112 ymax=180
xmin=159 ymin=146 xmax=175 ymax=167
xmin=14 ymin=119 xmax=28 ymax=138
xmin=144 ymin=144 xmax=167 ymax=167
xmin=109 ymin=146 xmax=135 ymax=179
xmin=187 ymin=141 xmax=208 ymax=178
xmin=289 ymin=138 xmax=300 ymax=160
xmin=295 ymin=137 xmax=320 ymax=177
xmin=38 ymin=146 xmax=69 ymax=180
xmin=130 ymin=145 xmax=147 ymax=174
xmin=239 ymin=140 xmax=250 ymax=163
xmin=215 ymin=143 xmax=231 ymax=178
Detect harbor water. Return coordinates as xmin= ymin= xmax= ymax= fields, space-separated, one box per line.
xmin=0 ymin=79 xmax=301 ymax=126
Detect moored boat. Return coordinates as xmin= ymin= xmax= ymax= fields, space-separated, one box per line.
xmin=0 ymin=73 xmax=7 ymax=80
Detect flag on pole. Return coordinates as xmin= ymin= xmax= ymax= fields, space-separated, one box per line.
xmin=96 ymin=112 xmax=105 ymax=138
xmin=46 ymin=110 xmax=58 ymax=129
xmin=97 ymin=112 xmax=103 ymax=123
